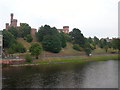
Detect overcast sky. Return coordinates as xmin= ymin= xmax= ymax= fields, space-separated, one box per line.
xmin=0 ymin=0 xmax=119 ymax=38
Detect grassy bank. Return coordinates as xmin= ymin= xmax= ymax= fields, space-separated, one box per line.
xmin=10 ymin=54 xmax=119 ymax=66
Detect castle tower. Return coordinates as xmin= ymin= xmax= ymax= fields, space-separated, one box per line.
xmin=6 ymin=23 xmax=9 ymax=30
xmin=31 ymin=28 xmax=37 ymax=36
xmin=10 ymin=13 xmax=17 ymax=27
xmin=63 ymin=26 xmax=69 ymax=33
xmin=12 ymin=19 xmax=17 ymax=27
xmin=10 ymin=13 xmax=13 ymax=26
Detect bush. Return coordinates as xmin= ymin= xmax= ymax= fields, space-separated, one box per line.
xmin=25 ymin=54 xmax=32 ymax=63
xmin=42 ymin=35 xmax=61 ymax=53
xmin=25 ymin=34 xmax=33 ymax=42
xmin=59 ymin=32 xmax=67 ymax=48
xmin=73 ymin=44 xmax=80 ymax=51
xmin=8 ymin=42 xmax=26 ymax=53
xmin=84 ymin=48 xmax=92 ymax=56
xmin=29 ymin=43 xmax=42 ymax=59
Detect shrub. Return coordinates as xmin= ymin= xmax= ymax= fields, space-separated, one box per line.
xmin=29 ymin=43 xmax=42 ymax=59
xmin=42 ymin=35 xmax=61 ymax=53
xmin=25 ymin=34 xmax=33 ymax=42
xmin=25 ymin=54 xmax=32 ymax=63
xmin=73 ymin=44 xmax=80 ymax=51
xmin=84 ymin=48 xmax=92 ymax=56
xmin=8 ymin=42 xmax=26 ymax=53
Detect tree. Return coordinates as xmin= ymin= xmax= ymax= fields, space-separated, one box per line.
xmin=112 ymin=38 xmax=120 ymax=52
xmin=64 ymin=33 xmax=72 ymax=42
xmin=2 ymin=30 xmax=16 ymax=48
xmin=19 ymin=23 xmax=31 ymax=38
xmin=104 ymin=45 xmax=109 ymax=52
xmin=9 ymin=42 xmax=26 ymax=53
xmin=84 ymin=42 xmax=92 ymax=56
xmin=69 ymin=28 xmax=85 ymax=48
xmin=87 ymin=37 xmax=93 ymax=44
xmin=42 ymin=35 xmax=61 ymax=53
xmin=25 ymin=34 xmax=33 ymax=42
xmin=99 ymin=39 xmax=107 ymax=48
xmin=94 ymin=36 xmax=99 ymax=46
xmin=29 ymin=43 xmax=42 ymax=59
xmin=7 ymin=48 xmax=15 ymax=56
xmin=59 ymin=32 xmax=67 ymax=48
xmin=37 ymin=25 xmax=59 ymax=42
xmin=8 ymin=26 xmax=18 ymax=38
xmin=25 ymin=54 xmax=32 ymax=63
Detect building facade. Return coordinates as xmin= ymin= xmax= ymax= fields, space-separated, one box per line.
xmin=58 ymin=26 xmax=69 ymax=34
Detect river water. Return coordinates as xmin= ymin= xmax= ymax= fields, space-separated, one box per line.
xmin=2 ymin=60 xmax=118 ymax=88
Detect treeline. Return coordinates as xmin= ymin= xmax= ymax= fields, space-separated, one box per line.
xmin=36 ymin=25 xmax=120 ymax=56
xmin=2 ymin=24 xmax=120 ymax=59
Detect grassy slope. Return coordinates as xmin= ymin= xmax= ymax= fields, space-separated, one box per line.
xmin=60 ymin=42 xmax=84 ymax=54
xmin=93 ymin=46 xmax=118 ymax=54
xmin=17 ymin=38 xmax=31 ymax=50
xmin=17 ymin=38 xmax=117 ymax=56
xmin=17 ymin=38 xmax=84 ymax=55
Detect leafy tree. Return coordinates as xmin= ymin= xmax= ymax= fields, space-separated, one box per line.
xmin=87 ymin=37 xmax=93 ymax=44
xmin=69 ymin=28 xmax=85 ymax=48
xmin=84 ymin=42 xmax=92 ymax=56
xmin=94 ymin=36 xmax=99 ymax=45
xmin=29 ymin=43 xmax=42 ymax=59
xmin=84 ymin=48 xmax=92 ymax=56
xmin=25 ymin=34 xmax=33 ymax=42
xmin=25 ymin=54 xmax=32 ymax=63
xmin=60 ymin=32 xmax=67 ymax=48
xmin=37 ymin=25 xmax=59 ymax=42
xmin=19 ymin=23 xmax=31 ymax=38
xmin=64 ymin=33 xmax=72 ymax=42
xmin=8 ymin=26 xmax=18 ymax=38
xmin=42 ymin=35 xmax=61 ymax=53
xmin=107 ymin=42 xmax=112 ymax=48
xmin=8 ymin=48 xmax=15 ymax=54
xmin=112 ymin=38 xmax=120 ymax=52
xmin=2 ymin=30 xmax=16 ymax=48
xmin=104 ymin=45 xmax=109 ymax=52
xmin=99 ymin=39 xmax=107 ymax=48
xmin=9 ymin=42 xmax=26 ymax=53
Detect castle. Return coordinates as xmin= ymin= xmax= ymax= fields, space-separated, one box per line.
xmin=5 ymin=13 xmax=69 ymax=35
xmin=5 ymin=13 xmax=37 ymax=36
xmin=58 ymin=26 xmax=69 ymax=34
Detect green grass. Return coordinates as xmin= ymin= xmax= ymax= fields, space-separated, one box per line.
xmin=59 ymin=42 xmax=84 ymax=54
xmin=17 ymin=38 xmax=31 ymax=50
xmin=93 ymin=46 xmax=118 ymax=53
xmin=11 ymin=54 xmax=119 ymax=66
xmin=15 ymin=40 xmax=117 ymax=56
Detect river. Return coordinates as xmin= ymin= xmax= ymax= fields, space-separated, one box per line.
xmin=2 ymin=60 xmax=118 ymax=88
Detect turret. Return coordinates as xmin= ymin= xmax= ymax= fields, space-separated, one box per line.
xmin=10 ymin=13 xmax=13 ymax=25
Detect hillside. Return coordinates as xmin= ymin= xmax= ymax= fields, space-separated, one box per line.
xmin=17 ymin=38 xmax=31 ymax=50
xmin=17 ymin=38 xmax=84 ymax=56
xmin=17 ymin=38 xmax=116 ymax=57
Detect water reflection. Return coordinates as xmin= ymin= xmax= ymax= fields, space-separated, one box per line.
xmin=2 ymin=60 xmax=118 ymax=88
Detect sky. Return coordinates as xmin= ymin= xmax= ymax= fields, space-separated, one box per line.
xmin=0 ymin=0 xmax=119 ymax=38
